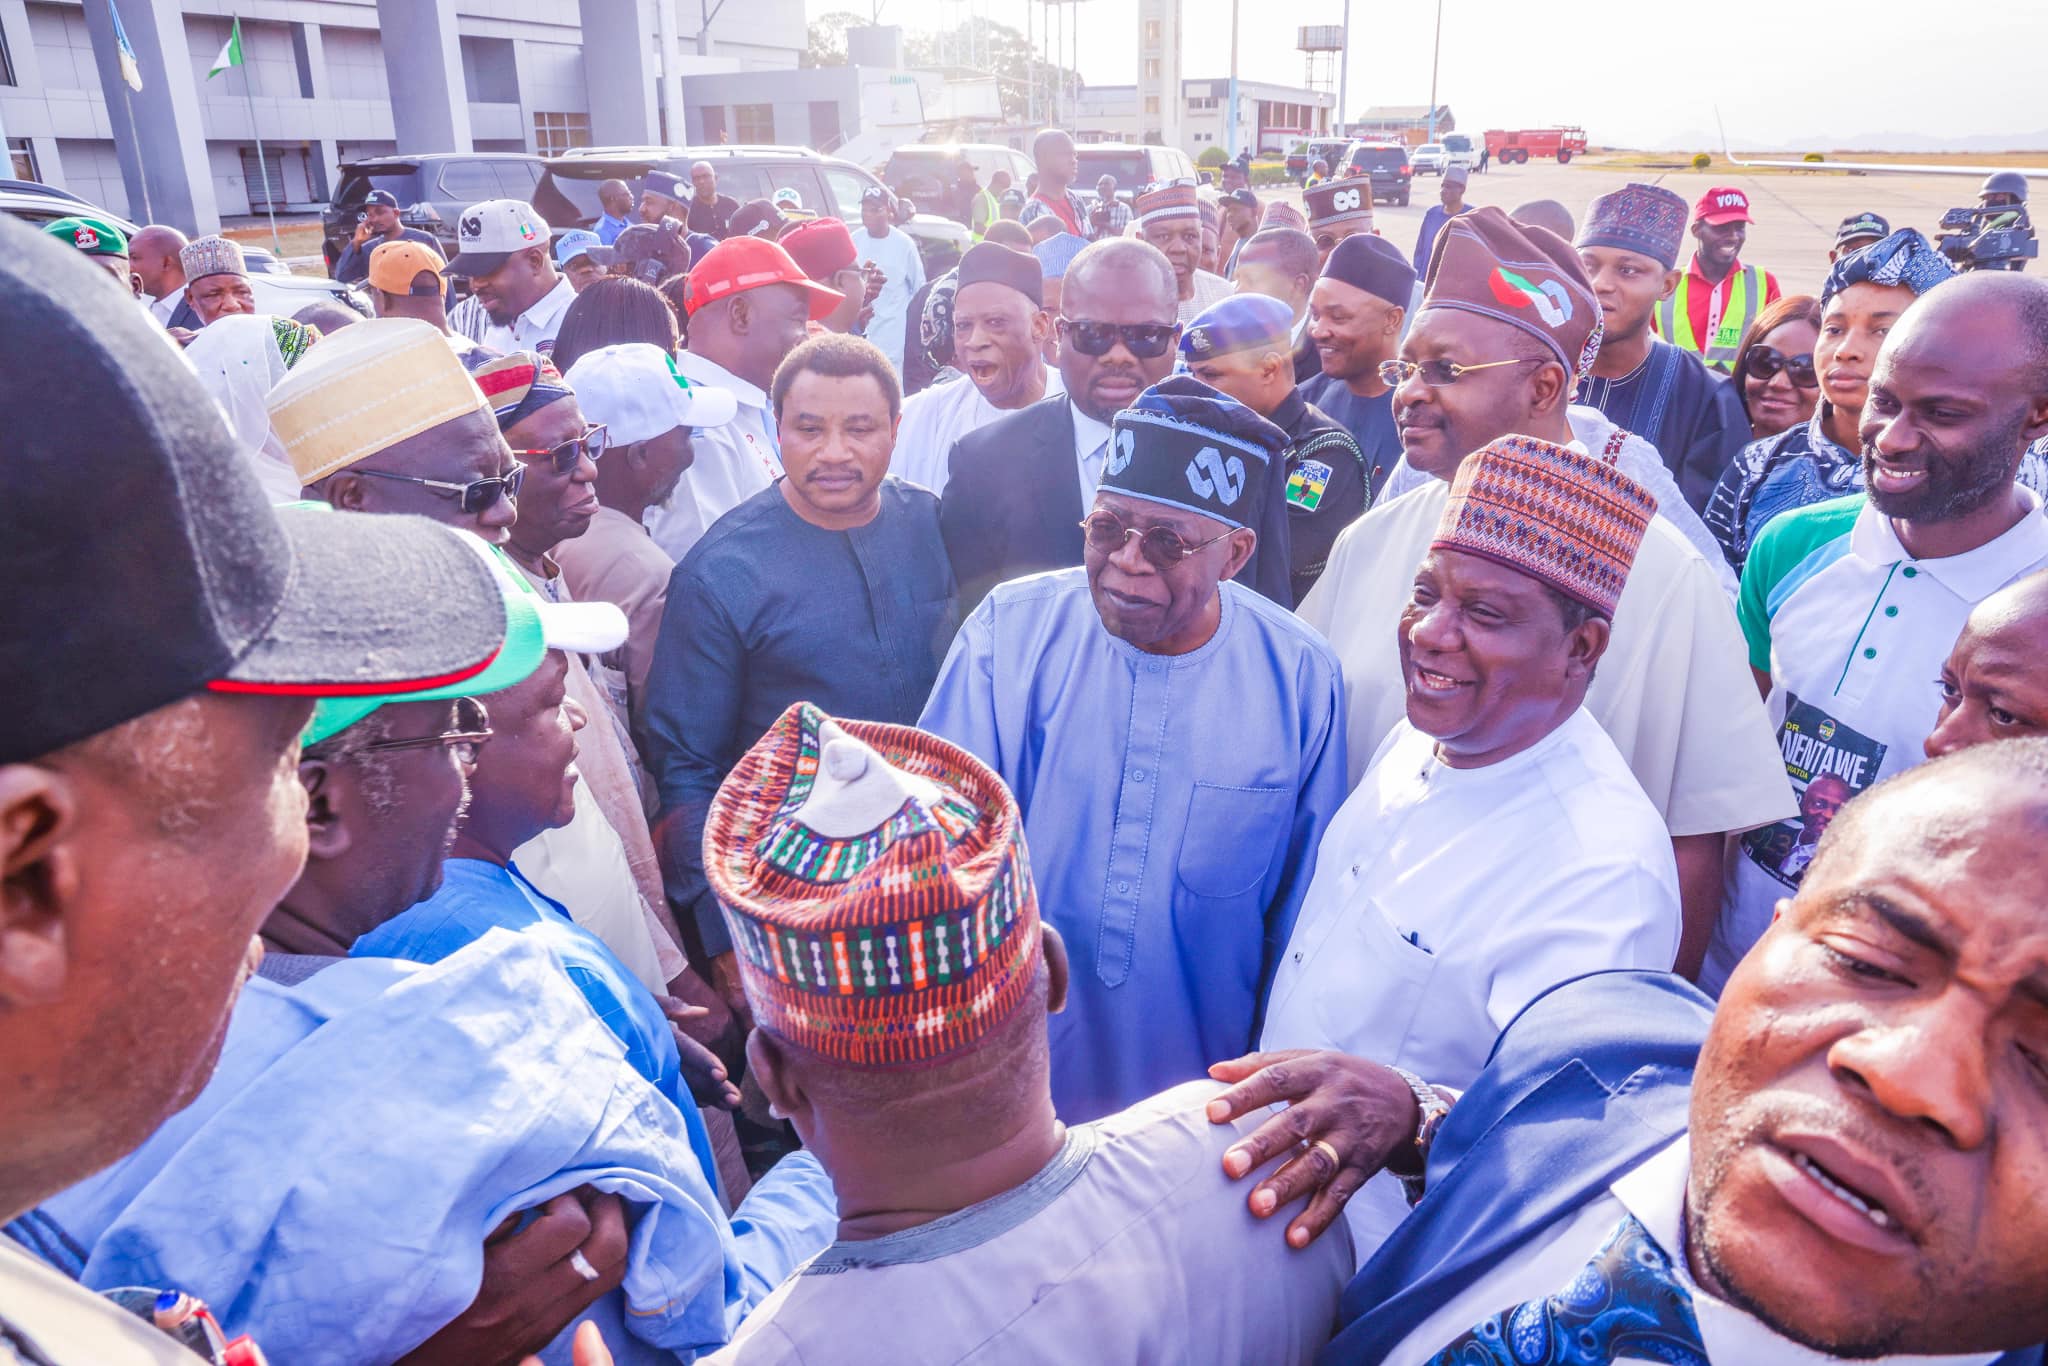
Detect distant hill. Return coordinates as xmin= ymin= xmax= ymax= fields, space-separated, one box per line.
xmin=1648 ymin=127 xmax=2048 ymax=154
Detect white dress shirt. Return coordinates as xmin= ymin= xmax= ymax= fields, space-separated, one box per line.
xmin=479 ymin=275 xmax=576 ymax=357
xmin=1263 ymin=708 xmax=1681 ymax=1257
xmin=888 ymin=365 xmax=1064 ymax=495
xmin=1385 ymin=1136 xmax=1999 ymax=1366
xmin=644 ymin=349 xmax=781 ymax=563
xmin=1072 ymin=400 xmax=1112 ymax=511
xmin=148 ymin=285 xmax=184 ymax=326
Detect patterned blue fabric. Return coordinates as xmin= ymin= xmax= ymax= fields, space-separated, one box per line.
xmin=1424 ymin=1214 xmax=1708 ymax=1366
xmin=1821 ymin=227 xmax=1956 ymax=306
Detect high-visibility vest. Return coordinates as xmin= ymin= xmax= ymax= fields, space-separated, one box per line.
xmin=969 ymin=187 xmax=998 ymax=240
xmin=1656 ymin=265 xmax=1763 ymax=374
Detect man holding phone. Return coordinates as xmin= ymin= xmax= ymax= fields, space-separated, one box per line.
xmin=334 ymin=189 xmax=443 ymax=289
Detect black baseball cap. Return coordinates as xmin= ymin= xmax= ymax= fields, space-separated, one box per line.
xmin=1835 ymin=212 xmax=1890 ymax=248
xmin=0 ymin=216 xmax=511 ymax=764
xmin=588 ymin=221 xmax=692 ymax=277
xmin=363 ymin=189 xmax=400 ymax=209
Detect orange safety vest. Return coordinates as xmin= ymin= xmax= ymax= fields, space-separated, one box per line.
xmin=1655 ymin=265 xmax=1763 ymax=374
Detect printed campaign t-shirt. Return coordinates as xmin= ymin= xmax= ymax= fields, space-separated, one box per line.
xmin=1701 ymin=490 xmax=2048 ymax=995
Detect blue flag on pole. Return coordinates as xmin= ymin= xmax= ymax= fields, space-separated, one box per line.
xmin=108 ymin=1 xmax=144 ymax=91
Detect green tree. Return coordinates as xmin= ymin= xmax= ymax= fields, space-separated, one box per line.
xmin=1197 ymin=145 xmax=1229 ymax=168
xmin=906 ymin=16 xmax=1081 ymax=124
xmin=804 ymin=10 xmax=865 ymax=68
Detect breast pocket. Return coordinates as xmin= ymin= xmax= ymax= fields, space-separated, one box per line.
xmin=1177 ymin=782 xmax=1293 ymax=898
xmin=1309 ymin=896 xmax=1438 ymax=1060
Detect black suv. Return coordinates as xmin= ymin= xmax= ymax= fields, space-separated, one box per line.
xmin=323 ymin=154 xmax=547 ymax=269
xmin=1342 ymin=143 xmax=1414 ymax=206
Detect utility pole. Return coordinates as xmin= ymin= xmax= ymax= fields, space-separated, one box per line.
xmin=1336 ymin=0 xmax=1350 ymax=135
xmin=1226 ymin=0 xmax=1239 ymax=157
xmin=1426 ymin=0 xmax=1442 ymax=143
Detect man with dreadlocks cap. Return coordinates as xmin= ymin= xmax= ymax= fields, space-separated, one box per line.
xmin=1300 ymin=207 xmax=1794 ymax=981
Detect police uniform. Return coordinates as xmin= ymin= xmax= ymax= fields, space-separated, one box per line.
xmin=1269 ymin=389 xmax=1369 ymax=605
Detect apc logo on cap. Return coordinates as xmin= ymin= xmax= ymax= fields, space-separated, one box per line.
xmin=518 ymin=219 xmax=539 ymax=242
xmin=1487 ymin=266 xmax=1573 ymax=328
xmin=1186 ymin=445 xmax=1245 ymax=506
xmin=1331 ymin=188 xmax=1362 ymax=213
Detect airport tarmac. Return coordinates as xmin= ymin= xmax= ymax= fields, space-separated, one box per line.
xmin=1317 ymin=157 xmax=2024 ymax=291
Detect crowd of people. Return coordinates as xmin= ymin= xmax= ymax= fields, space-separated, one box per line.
xmin=7 ymin=124 xmax=2048 ymax=1366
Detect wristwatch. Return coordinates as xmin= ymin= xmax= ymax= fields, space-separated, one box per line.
xmin=1388 ymin=1065 xmax=1451 ymax=1205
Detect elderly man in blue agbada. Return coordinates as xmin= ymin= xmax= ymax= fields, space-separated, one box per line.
xmin=920 ymin=376 xmax=1348 ymax=1122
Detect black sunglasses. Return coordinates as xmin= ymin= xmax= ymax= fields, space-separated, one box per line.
xmin=1743 ymin=346 xmax=1820 ymax=389
xmin=350 ymin=464 xmax=524 ymax=514
xmin=1079 ymin=510 xmax=1233 ymax=569
xmin=1061 ymin=318 xmax=1179 ymax=359
xmin=511 ymin=423 xmax=608 ymax=475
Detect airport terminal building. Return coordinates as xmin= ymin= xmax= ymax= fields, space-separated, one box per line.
xmin=0 ymin=0 xmax=806 ymax=232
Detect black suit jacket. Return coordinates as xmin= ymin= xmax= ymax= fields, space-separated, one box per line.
xmin=940 ymin=394 xmax=1085 ymax=616
xmin=165 ymin=294 xmax=200 ymax=332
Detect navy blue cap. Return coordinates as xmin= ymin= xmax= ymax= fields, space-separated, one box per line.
xmin=363 ymin=189 xmax=400 ymax=209
xmin=643 ymin=170 xmax=688 ymax=203
xmin=1101 ymin=376 xmax=1287 ymax=532
xmin=1180 ymin=293 xmax=1294 ymax=361
xmin=1322 ymin=233 xmax=1416 ymax=307
xmin=1835 ymin=211 xmax=1891 ymax=248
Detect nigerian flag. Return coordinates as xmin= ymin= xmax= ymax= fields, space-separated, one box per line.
xmin=207 ymin=16 xmax=243 ymax=79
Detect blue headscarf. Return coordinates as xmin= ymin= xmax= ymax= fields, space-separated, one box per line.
xmin=1822 ymin=227 xmax=1956 ymax=307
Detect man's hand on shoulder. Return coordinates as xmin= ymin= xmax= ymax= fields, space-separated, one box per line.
xmin=1204 ymin=1048 xmax=1426 ymax=1249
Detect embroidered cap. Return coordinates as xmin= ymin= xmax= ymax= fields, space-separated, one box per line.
xmin=1303 ymin=176 xmax=1375 ymax=230
xmin=1135 ymin=178 xmax=1202 ymax=228
xmin=1577 ymin=182 xmax=1688 ymax=271
xmin=267 ymin=317 xmax=491 ymax=484
xmin=1422 ymin=205 xmax=1602 ymax=388
xmin=470 ymin=350 xmax=574 ymax=432
xmin=179 ymin=234 xmax=246 ymax=284
xmin=1431 ymin=435 xmax=1657 ymax=618
xmin=704 ymin=703 xmax=1043 ymax=1068
xmin=1101 ymin=375 xmax=1288 ymax=532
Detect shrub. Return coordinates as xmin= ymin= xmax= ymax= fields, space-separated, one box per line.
xmin=1251 ymin=163 xmax=1293 ymax=187
xmin=1803 ymin=152 xmax=1824 ymax=163
xmin=1691 ymin=152 xmax=1712 ymax=171
xmin=1197 ymin=145 xmax=1230 ymax=169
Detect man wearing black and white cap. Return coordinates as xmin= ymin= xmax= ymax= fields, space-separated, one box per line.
xmin=333 ymin=187 xmax=442 ymax=288
xmin=891 ymin=241 xmax=1063 ymax=493
xmin=0 ymin=217 xmax=512 ymax=1359
xmin=447 ymin=198 xmax=576 ymax=356
xmin=1297 ymin=233 xmax=1416 ymax=498
xmin=1831 ymin=210 xmax=1891 ymax=262
xmin=851 ymin=186 xmax=927 ymax=376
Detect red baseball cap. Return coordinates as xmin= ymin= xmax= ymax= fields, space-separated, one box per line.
xmin=1693 ymin=187 xmax=1753 ymax=226
xmin=684 ymin=236 xmax=844 ymax=320
xmin=779 ymin=217 xmax=858 ymax=283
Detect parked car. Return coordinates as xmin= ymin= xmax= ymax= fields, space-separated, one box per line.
xmin=1441 ymin=132 xmax=1479 ymax=171
xmin=1293 ymin=138 xmax=1354 ymax=185
xmin=323 ymin=154 xmax=546 ymax=269
xmin=1073 ymin=143 xmax=1200 ymax=200
xmin=1342 ymin=142 xmax=1414 ymax=205
xmin=882 ymin=143 xmax=1034 ymax=224
xmin=538 ymin=145 xmax=965 ymax=276
xmin=1411 ymin=143 xmax=1448 ymax=176
xmin=1 ymin=179 xmax=369 ymax=316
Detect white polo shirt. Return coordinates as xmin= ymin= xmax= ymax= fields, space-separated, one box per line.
xmin=479 ymin=275 xmax=575 ymax=357
xmin=1703 ymin=489 xmax=2048 ymax=994
xmin=1262 ymin=708 xmax=1680 ymax=1260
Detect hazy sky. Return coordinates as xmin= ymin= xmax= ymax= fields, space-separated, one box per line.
xmin=814 ymin=0 xmax=2048 ymax=149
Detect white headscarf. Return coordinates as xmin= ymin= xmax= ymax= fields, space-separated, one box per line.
xmin=184 ymin=314 xmax=322 ymax=503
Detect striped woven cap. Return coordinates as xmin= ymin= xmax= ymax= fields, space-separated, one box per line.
xmin=1136 ymin=178 xmax=1201 ymax=227
xmin=1431 ymin=435 xmax=1657 ymax=617
xmin=703 ymin=702 xmax=1042 ymax=1068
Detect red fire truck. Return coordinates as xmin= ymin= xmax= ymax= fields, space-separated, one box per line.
xmin=1484 ymin=127 xmax=1589 ymax=165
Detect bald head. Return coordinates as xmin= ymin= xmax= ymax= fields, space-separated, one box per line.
xmin=130 ymin=225 xmax=190 ymax=299
xmin=1925 ymin=565 xmax=2048 ymax=759
xmin=1512 ymin=200 xmax=1576 ymax=242
xmin=598 ymin=178 xmax=633 ymax=217
xmin=1233 ymin=228 xmax=1320 ymax=318
xmin=983 ymin=219 xmax=1033 ymax=250
xmin=1891 ymin=270 xmax=2048 ymax=387
xmin=1065 ymin=238 xmax=1177 ymax=319
xmin=1032 ymin=128 xmax=1077 ymax=190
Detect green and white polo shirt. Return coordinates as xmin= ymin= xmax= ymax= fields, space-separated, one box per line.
xmin=1700 ymin=489 xmax=2048 ymax=995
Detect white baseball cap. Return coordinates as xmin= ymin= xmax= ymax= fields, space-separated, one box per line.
xmin=564 ymin=343 xmax=738 ymax=445
xmin=447 ymin=199 xmax=550 ymax=277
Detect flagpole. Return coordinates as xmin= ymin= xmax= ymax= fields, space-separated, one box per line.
xmin=232 ymin=17 xmax=281 ymax=254
xmin=121 ymin=80 xmax=153 ymax=223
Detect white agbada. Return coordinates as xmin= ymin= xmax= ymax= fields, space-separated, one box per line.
xmin=1262 ymin=708 xmax=1681 ymax=1260
xmin=183 ymin=314 xmax=311 ymax=503
xmin=850 ymin=225 xmax=927 ymax=376
xmin=888 ymin=366 xmax=1064 ymax=494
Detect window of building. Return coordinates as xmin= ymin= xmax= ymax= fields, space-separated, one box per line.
xmin=734 ymin=103 xmax=774 ymax=143
xmin=1143 ymin=18 xmax=1161 ymax=44
xmin=531 ymin=110 xmax=590 ymax=157
xmin=1144 ymin=95 xmax=1159 ymax=116
xmin=7 ymin=138 xmax=37 ymax=181
xmin=1144 ymin=58 xmax=1160 ymax=80
xmin=0 ymin=14 xmax=16 ymax=86
xmin=240 ymin=147 xmax=286 ymax=211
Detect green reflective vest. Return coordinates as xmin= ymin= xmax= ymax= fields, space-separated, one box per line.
xmin=969 ymin=187 xmax=999 ymax=241
xmin=1656 ymin=264 xmax=1764 ymax=374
